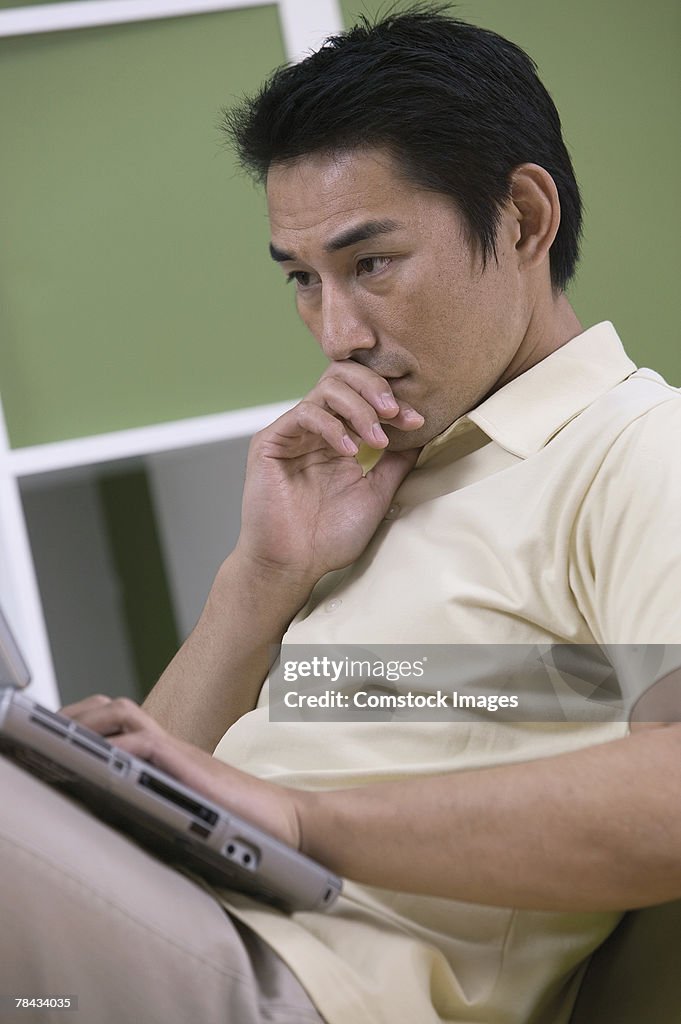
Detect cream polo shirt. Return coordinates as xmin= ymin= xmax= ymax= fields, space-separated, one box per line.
xmin=213 ymin=322 xmax=681 ymax=1024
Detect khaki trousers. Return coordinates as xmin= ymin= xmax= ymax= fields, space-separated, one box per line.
xmin=0 ymin=756 xmax=324 ymax=1024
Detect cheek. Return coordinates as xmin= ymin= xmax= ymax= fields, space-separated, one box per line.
xmin=407 ymin=275 xmax=466 ymax=347
xmin=295 ymin=296 xmax=321 ymax=338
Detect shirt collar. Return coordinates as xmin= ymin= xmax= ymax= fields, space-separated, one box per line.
xmin=416 ymin=321 xmax=637 ymax=467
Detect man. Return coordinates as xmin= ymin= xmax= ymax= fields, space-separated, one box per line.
xmin=2 ymin=7 xmax=680 ymax=1024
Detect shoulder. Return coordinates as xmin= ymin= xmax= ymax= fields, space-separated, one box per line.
xmin=597 ymin=372 xmax=680 ymax=475
xmin=569 ymin=368 xmax=681 ymax=480
xmin=571 ymin=370 xmax=681 ymax=643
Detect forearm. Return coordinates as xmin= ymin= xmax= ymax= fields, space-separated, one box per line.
xmin=296 ymin=724 xmax=681 ymax=912
xmin=143 ymin=549 xmax=313 ymax=751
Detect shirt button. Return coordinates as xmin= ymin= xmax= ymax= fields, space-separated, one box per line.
xmin=325 ymin=599 xmax=343 ymax=613
xmin=384 ymin=503 xmax=401 ymax=520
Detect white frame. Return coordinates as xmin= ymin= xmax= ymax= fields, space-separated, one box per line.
xmin=0 ymin=0 xmax=343 ymax=706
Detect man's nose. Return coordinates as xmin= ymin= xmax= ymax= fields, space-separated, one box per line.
xmin=318 ymin=285 xmax=376 ymax=362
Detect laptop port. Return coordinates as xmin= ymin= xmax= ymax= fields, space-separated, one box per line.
xmin=224 ymin=838 xmax=259 ymax=871
xmin=29 ymin=713 xmax=68 ymax=738
xmin=137 ymin=771 xmax=219 ymax=825
xmin=189 ymin=821 xmax=212 ymax=839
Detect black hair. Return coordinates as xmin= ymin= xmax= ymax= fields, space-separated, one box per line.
xmin=222 ymin=3 xmax=582 ymax=292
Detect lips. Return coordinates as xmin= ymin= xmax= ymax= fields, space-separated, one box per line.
xmin=385 ymin=374 xmax=411 ymax=392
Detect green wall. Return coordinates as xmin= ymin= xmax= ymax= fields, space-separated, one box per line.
xmin=1 ymin=1 xmax=679 ymax=450
xmin=0 ymin=4 xmax=326 ymax=448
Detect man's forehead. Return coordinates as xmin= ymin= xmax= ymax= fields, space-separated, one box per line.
xmin=266 ymin=148 xmax=429 ymax=246
xmin=266 ymin=147 xmax=400 ymax=193
xmin=269 ymin=149 xmax=412 ymax=208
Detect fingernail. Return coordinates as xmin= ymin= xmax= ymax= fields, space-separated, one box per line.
xmin=371 ymin=423 xmax=389 ymax=445
xmin=403 ymin=408 xmax=425 ymax=425
xmin=342 ymin=435 xmax=359 ymax=454
xmin=379 ymin=392 xmax=398 ymax=411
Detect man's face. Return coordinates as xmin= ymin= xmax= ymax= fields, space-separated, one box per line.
xmin=266 ymin=148 xmax=530 ymax=450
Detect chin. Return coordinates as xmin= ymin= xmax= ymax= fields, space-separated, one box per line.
xmin=384 ymin=425 xmax=433 ymax=452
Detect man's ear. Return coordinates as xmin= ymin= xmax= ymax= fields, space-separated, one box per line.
xmin=507 ymin=163 xmax=561 ymax=272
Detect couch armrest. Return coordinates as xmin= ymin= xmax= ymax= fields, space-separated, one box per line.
xmin=570 ymin=899 xmax=681 ymax=1023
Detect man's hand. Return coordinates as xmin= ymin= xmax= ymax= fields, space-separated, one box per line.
xmin=60 ymin=696 xmax=303 ymax=850
xmin=235 ymin=360 xmax=424 ymax=589
xmin=142 ymin=361 xmax=425 ymax=749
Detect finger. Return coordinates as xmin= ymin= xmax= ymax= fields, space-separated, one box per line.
xmin=267 ymin=402 xmax=369 ymax=456
xmin=319 ymin=363 xmax=401 ymax=417
xmin=304 ymin=378 xmax=421 ymax=449
xmin=69 ymin=696 xmax=153 ymax=738
xmin=318 ymin=365 xmax=424 ymax=432
xmin=310 ymin=377 xmax=394 ymax=449
xmin=112 ymin=731 xmax=211 ymax=785
xmin=59 ymin=696 xmax=178 ymax=768
xmin=321 ymin=361 xmax=425 ymax=428
xmin=59 ymin=693 xmax=113 ymax=719
xmin=103 ymin=728 xmax=159 ymax=763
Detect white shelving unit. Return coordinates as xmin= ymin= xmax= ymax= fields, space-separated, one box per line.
xmin=0 ymin=0 xmax=343 ymax=707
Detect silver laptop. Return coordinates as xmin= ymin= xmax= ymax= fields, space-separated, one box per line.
xmin=0 ymin=607 xmax=341 ymax=913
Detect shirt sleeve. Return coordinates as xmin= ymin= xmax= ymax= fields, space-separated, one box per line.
xmin=573 ymin=394 xmax=681 ymax=644
xmin=571 ymin=395 xmax=681 ymax=717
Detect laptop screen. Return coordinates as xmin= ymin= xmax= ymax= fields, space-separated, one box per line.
xmin=0 ymin=606 xmax=31 ymax=688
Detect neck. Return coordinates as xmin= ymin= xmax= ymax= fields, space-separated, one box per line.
xmin=496 ymin=292 xmax=583 ymax=393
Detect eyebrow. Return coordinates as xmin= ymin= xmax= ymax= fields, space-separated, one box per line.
xmin=268 ymin=218 xmax=404 ymax=263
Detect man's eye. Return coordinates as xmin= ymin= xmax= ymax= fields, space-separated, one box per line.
xmin=286 ymin=270 xmax=319 ymax=289
xmin=356 ymin=256 xmax=391 ymax=276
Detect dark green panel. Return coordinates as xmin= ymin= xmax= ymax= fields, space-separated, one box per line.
xmin=0 ymin=5 xmax=326 ymax=447
xmin=340 ymin=0 xmax=681 ymax=384
xmin=98 ymin=468 xmax=179 ymax=699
